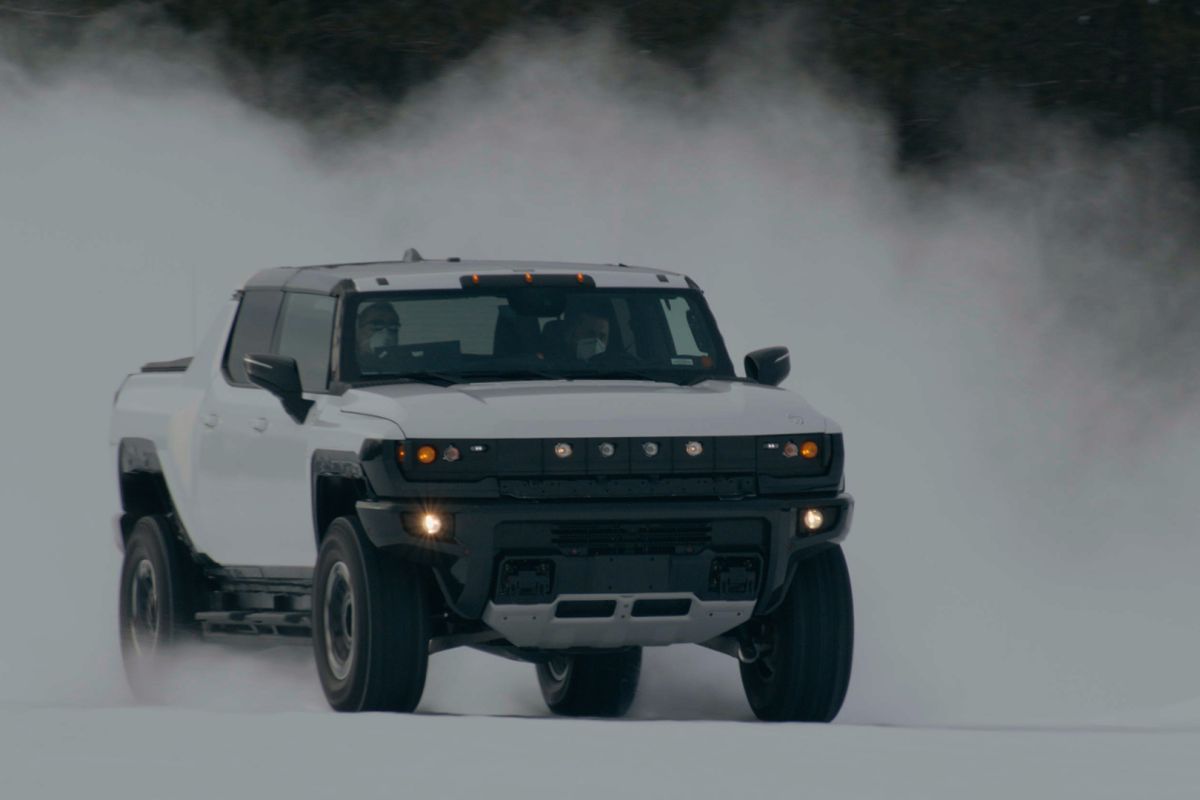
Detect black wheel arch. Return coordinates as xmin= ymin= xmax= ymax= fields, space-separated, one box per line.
xmin=117 ymin=438 xmax=190 ymax=550
xmin=312 ymin=449 xmax=373 ymax=549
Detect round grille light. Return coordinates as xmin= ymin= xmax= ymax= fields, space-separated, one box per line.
xmin=685 ymin=440 xmax=704 ymax=457
xmin=554 ymin=442 xmax=574 ymax=459
xmin=598 ymin=442 xmax=616 ymax=458
xmin=642 ymin=442 xmax=659 ymax=457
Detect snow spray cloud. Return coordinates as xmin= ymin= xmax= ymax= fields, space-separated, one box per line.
xmin=1 ymin=11 xmax=1198 ymax=724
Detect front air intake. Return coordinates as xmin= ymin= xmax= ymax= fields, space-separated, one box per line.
xmin=631 ymin=598 xmax=692 ymax=617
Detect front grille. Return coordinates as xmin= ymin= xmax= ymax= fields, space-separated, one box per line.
xmin=499 ymin=476 xmax=756 ymax=500
xmin=551 ymin=521 xmax=712 ymax=555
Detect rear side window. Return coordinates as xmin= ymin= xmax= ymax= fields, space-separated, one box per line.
xmin=224 ymin=290 xmax=283 ymax=384
xmin=276 ymin=293 xmax=337 ymax=392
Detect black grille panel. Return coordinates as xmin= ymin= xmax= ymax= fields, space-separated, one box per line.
xmin=551 ymin=521 xmax=713 ymax=555
xmin=499 ymin=476 xmax=755 ymax=500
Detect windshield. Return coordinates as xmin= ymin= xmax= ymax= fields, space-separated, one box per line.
xmin=340 ymin=287 xmax=735 ymax=385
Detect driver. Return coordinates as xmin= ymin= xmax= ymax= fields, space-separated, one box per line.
xmin=559 ymin=301 xmax=611 ymax=361
xmin=356 ymin=302 xmax=401 ymax=372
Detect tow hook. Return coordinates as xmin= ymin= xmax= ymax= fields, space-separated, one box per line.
xmin=736 ymin=628 xmax=766 ymax=664
xmin=735 ymin=621 xmax=773 ymax=664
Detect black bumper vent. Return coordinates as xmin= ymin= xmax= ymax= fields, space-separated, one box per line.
xmin=555 ymin=600 xmax=617 ymax=618
xmin=631 ymin=598 xmax=692 ymax=617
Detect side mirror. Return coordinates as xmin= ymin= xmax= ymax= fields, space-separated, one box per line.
xmin=244 ymin=353 xmax=314 ymax=423
xmin=745 ymin=347 xmax=791 ymax=387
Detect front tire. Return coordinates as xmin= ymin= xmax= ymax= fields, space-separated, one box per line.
xmin=536 ymin=649 xmax=641 ymax=717
xmin=739 ymin=546 xmax=854 ymax=722
xmin=313 ymin=516 xmax=430 ymax=712
xmin=118 ymin=515 xmax=197 ymax=702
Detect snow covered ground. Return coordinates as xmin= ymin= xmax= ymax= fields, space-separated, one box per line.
xmin=3 ymin=691 xmax=1199 ymax=800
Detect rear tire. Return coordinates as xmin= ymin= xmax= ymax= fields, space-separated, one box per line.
xmin=313 ymin=516 xmax=430 ymax=712
xmin=118 ymin=515 xmax=197 ymax=703
xmin=739 ymin=546 xmax=854 ymax=722
xmin=536 ymin=649 xmax=641 ymax=717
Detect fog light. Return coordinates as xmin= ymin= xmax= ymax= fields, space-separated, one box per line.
xmin=421 ymin=513 xmax=444 ymax=537
xmin=801 ymin=508 xmax=825 ymax=532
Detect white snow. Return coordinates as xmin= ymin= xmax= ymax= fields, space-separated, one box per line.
xmin=2 ymin=701 xmax=1198 ymax=800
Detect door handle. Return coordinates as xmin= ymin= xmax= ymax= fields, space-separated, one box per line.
xmin=202 ymin=413 xmax=219 ymax=429
xmin=251 ymin=417 xmax=269 ymax=433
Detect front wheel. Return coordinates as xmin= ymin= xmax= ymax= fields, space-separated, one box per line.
xmin=739 ymin=546 xmax=854 ymax=722
xmin=536 ymin=649 xmax=641 ymax=717
xmin=313 ymin=516 xmax=430 ymax=712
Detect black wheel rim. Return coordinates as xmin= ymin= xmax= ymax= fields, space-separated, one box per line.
xmin=323 ymin=561 xmax=355 ymax=681
xmin=128 ymin=558 xmax=160 ymax=657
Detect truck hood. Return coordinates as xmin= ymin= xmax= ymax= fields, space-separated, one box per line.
xmin=339 ymin=379 xmax=836 ymax=439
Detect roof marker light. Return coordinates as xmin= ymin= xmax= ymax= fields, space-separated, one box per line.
xmin=577 ymin=272 xmax=586 ymax=284
xmin=524 ymin=272 xmax=534 ymax=284
xmin=472 ymin=274 xmax=481 ymax=285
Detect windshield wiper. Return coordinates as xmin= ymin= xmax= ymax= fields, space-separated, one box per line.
xmin=454 ymin=369 xmax=563 ymax=383
xmin=367 ymin=371 xmax=463 ymax=387
xmin=565 ymin=370 xmax=689 ymax=385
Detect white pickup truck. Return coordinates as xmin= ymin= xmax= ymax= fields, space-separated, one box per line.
xmin=110 ymin=252 xmax=854 ymax=720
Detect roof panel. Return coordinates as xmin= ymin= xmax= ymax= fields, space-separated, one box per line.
xmin=242 ymin=259 xmax=692 ymax=294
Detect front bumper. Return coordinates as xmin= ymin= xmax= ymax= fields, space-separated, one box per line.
xmin=357 ymin=493 xmax=853 ymax=636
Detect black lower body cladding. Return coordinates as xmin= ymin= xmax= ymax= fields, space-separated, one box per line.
xmin=356 ymin=494 xmax=853 ymax=620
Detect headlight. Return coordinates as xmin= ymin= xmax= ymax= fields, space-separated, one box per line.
xmin=420 ymin=513 xmax=444 ymax=536
xmin=403 ymin=511 xmax=452 ymax=538
xmin=801 ymin=508 xmax=825 ymax=532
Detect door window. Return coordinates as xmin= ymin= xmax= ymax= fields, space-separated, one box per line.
xmin=276 ymin=293 xmax=337 ymax=392
xmin=224 ymin=290 xmax=284 ymax=384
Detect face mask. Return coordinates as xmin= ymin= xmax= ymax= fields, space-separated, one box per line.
xmin=368 ymin=328 xmax=398 ymax=351
xmin=575 ymin=337 xmax=606 ymax=360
